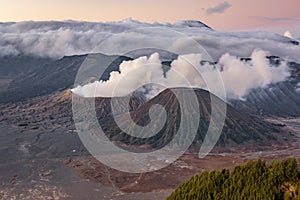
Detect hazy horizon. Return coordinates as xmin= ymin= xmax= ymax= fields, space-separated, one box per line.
xmin=0 ymin=0 xmax=299 ymax=35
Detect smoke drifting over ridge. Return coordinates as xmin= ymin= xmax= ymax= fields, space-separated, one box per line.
xmin=0 ymin=20 xmax=299 ymax=63
xmin=72 ymin=50 xmax=290 ymax=100
xmin=0 ymin=20 xmax=296 ymax=100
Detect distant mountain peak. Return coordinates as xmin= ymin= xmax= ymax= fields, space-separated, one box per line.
xmin=173 ymin=20 xmax=212 ymax=29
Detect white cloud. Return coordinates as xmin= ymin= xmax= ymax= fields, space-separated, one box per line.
xmin=72 ymin=53 xmax=164 ymax=97
xmin=72 ymin=50 xmax=290 ymax=100
xmin=218 ymin=50 xmax=290 ymax=99
xmin=0 ymin=20 xmax=299 ymax=64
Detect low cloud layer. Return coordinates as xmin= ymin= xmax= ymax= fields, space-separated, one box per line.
xmin=206 ymin=2 xmax=231 ymax=15
xmin=0 ymin=20 xmax=299 ymax=64
xmin=72 ymin=50 xmax=290 ymax=100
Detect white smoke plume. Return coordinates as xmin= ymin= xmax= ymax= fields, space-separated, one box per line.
xmin=218 ymin=50 xmax=290 ymax=99
xmin=0 ymin=20 xmax=299 ymax=63
xmin=73 ymin=53 xmax=164 ymax=97
xmin=72 ymin=50 xmax=290 ymax=100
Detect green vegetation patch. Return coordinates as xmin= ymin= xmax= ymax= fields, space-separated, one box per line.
xmin=167 ymin=158 xmax=300 ymax=200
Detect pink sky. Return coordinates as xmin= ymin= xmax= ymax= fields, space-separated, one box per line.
xmin=0 ymin=0 xmax=299 ymax=35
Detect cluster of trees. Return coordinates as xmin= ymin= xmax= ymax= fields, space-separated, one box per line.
xmin=167 ymin=158 xmax=300 ymax=200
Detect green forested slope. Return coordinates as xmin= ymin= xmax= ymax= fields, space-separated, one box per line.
xmin=167 ymin=158 xmax=300 ymax=200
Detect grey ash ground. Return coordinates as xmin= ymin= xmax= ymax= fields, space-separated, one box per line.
xmin=0 ymin=88 xmax=299 ymax=200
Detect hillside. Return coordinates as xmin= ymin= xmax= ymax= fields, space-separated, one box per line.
xmin=0 ymin=54 xmax=132 ymax=103
xmin=97 ymin=88 xmax=284 ymax=151
xmin=230 ymin=60 xmax=300 ymax=117
xmin=167 ymin=158 xmax=300 ymax=200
